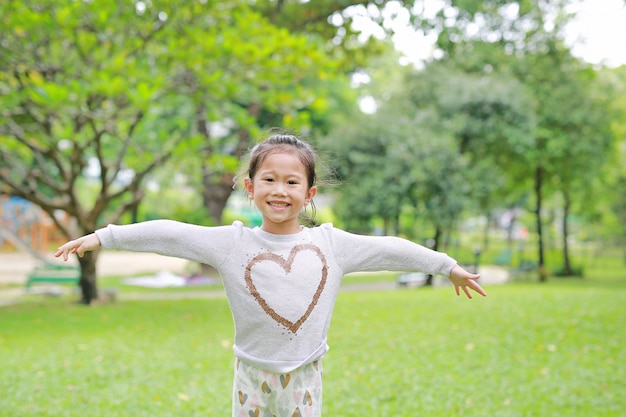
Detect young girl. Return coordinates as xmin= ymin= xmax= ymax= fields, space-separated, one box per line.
xmin=55 ymin=133 xmax=486 ymax=417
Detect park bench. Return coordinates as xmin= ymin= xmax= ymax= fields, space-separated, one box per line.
xmin=25 ymin=263 xmax=80 ymax=291
xmin=397 ymin=272 xmax=428 ymax=288
xmin=493 ymin=249 xmax=512 ymax=266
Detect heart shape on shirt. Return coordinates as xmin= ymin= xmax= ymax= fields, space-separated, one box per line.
xmin=244 ymin=244 xmax=328 ymax=333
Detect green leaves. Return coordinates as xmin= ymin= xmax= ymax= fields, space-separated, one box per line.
xmin=0 ymin=0 xmax=364 ymax=253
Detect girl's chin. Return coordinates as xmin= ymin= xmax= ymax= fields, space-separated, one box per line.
xmin=261 ymin=219 xmax=301 ymax=234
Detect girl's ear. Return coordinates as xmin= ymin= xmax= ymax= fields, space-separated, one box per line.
xmin=244 ymin=178 xmax=254 ymax=198
xmin=305 ymin=186 xmax=317 ymax=205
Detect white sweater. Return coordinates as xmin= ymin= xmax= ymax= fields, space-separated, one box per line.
xmin=95 ymin=220 xmax=457 ymax=373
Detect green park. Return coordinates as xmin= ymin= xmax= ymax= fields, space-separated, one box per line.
xmin=1 ymin=1 xmax=625 ymax=416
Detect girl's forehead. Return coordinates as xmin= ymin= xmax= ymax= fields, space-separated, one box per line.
xmin=257 ymin=152 xmax=306 ymax=174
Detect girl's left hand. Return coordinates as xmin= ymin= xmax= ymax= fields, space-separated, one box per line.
xmin=448 ymin=264 xmax=487 ymax=299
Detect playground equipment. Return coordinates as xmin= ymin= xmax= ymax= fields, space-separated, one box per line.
xmin=0 ymin=196 xmax=53 ymax=260
xmin=1 ymin=196 xmax=79 ymax=290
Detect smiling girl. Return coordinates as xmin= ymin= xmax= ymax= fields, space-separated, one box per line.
xmin=56 ymin=133 xmax=486 ymax=417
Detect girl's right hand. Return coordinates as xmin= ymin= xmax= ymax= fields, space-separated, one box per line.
xmin=54 ymin=233 xmax=101 ymax=261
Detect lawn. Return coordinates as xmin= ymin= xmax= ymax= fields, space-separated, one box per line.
xmin=1 ymin=274 xmax=625 ymax=416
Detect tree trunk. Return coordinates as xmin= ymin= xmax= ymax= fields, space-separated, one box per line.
xmin=393 ymin=215 xmax=400 ymax=236
xmin=562 ymin=191 xmax=573 ymax=276
xmin=432 ymin=226 xmax=441 ymax=252
xmin=199 ymin=104 xmax=259 ymax=223
xmin=425 ymin=226 xmax=442 ymax=287
xmin=77 ymin=251 xmax=99 ymax=305
xmin=534 ymin=166 xmax=548 ymax=282
xmin=505 ymin=208 xmax=517 ymax=249
xmin=483 ymin=210 xmax=491 ymax=251
xmin=202 ymin=171 xmax=237 ymax=222
xmin=382 ymin=217 xmax=390 ymax=235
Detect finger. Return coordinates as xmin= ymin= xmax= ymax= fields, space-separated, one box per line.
xmin=56 ymin=246 xmax=69 ymax=261
xmin=472 ymin=281 xmax=487 ymax=297
xmin=455 ymin=284 xmax=460 ymax=296
xmin=56 ymin=243 xmax=75 ymax=261
xmin=463 ymin=286 xmax=473 ymax=299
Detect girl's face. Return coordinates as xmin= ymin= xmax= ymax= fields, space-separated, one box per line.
xmin=244 ymin=152 xmax=317 ymax=235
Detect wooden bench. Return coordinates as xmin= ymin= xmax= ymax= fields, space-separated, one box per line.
xmin=26 ymin=264 xmax=80 ymax=291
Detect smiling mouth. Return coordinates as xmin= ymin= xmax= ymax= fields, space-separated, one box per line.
xmin=268 ymin=202 xmax=289 ymax=208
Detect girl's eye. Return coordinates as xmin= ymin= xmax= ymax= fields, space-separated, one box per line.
xmin=287 ymin=180 xmax=298 ymax=185
xmin=263 ymin=178 xmax=274 ymax=182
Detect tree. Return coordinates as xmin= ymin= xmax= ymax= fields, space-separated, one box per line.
xmin=418 ymin=0 xmax=617 ymax=280
xmin=252 ymin=0 xmax=415 ymax=71
xmin=159 ymin=2 xmax=342 ymax=223
xmin=0 ymin=0 xmax=341 ymax=304
xmin=509 ymin=37 xmax=614 ymax=279
xmin=326 ymin=114 xmax=421 ymax=235
xmin=0 ymin=0 xmax=188 ymax=303
xmin=322 ymin=52 xmax=476 ymax=248
xmin=404 ymin=58 xmax=536 ymax=249
xmin=161 ymin=0 xmax=408 ymax=226
xmin=598 ymin=65 xmax=626 ymax=262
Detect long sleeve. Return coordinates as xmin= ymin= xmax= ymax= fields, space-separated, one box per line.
xmin=328 ymin=227 xmax=457 ymax=276
xmin=95 ymin=220 xmax=242 ymax=268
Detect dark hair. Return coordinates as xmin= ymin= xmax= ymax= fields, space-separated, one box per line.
xmin=247 ymin=134 xmax=317 ymax=188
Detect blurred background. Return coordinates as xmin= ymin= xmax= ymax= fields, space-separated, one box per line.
xmin=1 ymin=0 xmax=625 ymax=303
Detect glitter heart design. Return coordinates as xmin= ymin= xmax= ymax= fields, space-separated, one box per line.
xmin=244 ymin=244 xmax=328 ymax=334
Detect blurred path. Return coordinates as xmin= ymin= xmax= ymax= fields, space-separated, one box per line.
xmin=0 ymin=252 xmax=508 ymax=307
xmin=0 ymin=251 xmax=188 ymax=306
xmin=0 ymin=251 xmax=188 ymax=285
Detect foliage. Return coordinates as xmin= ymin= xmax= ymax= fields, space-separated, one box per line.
xmin=597 ymin=66 xmax=626 ymax=254
xmin=0 ymin=0 xmax=350 ymax=303
xmin=324 ymin=50 xmax=536 ymax=246
xmin=405 ymin=59 xmax=537 ymax=221
xmin=252 ymin=0 xmax=415 ymax=71
xmin=1 ymin=274 xmax=625 ymax=416
xmin=325 ymin=0 xmax=623 ymax=277
xmin=0 ymin=0 xmax=184 ymax=232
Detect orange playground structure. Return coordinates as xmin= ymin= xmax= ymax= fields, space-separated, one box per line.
xmin=0 ymin=195 xmax=65 ymax=258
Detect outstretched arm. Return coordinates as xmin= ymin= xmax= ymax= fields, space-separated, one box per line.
xmin=54 ymin=233 xmax=101 ymax=261
xmin=448 ymin=264 xmax=487 ymax=299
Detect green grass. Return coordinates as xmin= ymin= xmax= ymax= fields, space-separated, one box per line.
xmin=327 ymin=284 xmax=625 ymax=416
xmin=1 ymin=278 xmax=625 ymax=416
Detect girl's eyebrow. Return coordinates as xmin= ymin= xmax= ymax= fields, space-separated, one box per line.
xmin=257 ymin=169 xmax=304 ymax=179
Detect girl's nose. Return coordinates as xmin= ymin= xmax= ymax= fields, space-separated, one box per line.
xmin=271 ymin=183 xmax=287 ymax=196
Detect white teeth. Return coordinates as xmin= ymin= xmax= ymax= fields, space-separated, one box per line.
xmin=269 ymin=202 xmax=288 ymax=207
